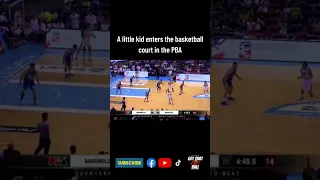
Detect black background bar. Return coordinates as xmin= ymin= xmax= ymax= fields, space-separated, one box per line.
xmin=110 ymin=0 xmax=211 ymax=60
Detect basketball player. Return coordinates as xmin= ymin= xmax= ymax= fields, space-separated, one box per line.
xmin=76 ymin=25 xmax=96 ymax=59
xmin=168 ymin=81 xmax=174 ymax=92
xmin=179 ymin=81 xmax=185 ymax=95
xmin=157 ymin=79 xmax=164 ymax=92
xmin=116 ymin=82 xmax=122 ymax=95
xmin=135 ymin=69 xmax=139 ymax=82
xmin=221 ymin=62 xmax=242 ymax=106
xmin=63 ymin=44 xmax=77 ymax=77
xmin=121 ymin=97 xmax=126 ymax=111
xmin=166 ymin=88 xmax=174 ymax=104
xmin=130 ymin=76 xmax=134 ymax=86
xmin=204 ymin=81 xmax=209 ymax=93
xmin=297 ymin=61 xmax=313 ymax=101
xmin=144 ymin=88 xmax=151 ymax=102
xmin=185 ymin=74 xmax=189 ymax=81
xmin=172 ymin=72 xmax=177 ymax=82
xmin=19 ymin=63 xmax=40 ymax=105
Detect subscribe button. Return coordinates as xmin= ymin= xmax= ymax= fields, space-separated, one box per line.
xmin=115 ymin=158 xmax=144 ymax=168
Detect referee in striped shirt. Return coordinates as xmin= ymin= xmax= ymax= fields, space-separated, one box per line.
xmin=34 ymin=112 xmax=51 ymax=155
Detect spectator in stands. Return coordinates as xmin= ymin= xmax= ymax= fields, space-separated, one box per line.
xmin=23 ymin=21 xmax=32 ymax=38
xmin=52 ymin=11 xmax=59 ymax=22
xmin=39 ymin=20 xmax=47 ymax=34
xmin=70 ymin=11 xmax=80 ymax=29
xmin=3 ymin=143 xmax=21 ymax=157
xmin=312 ymin=20 xmax=320 ymax=35
xmin=81 ymin=0 xmax=91 ymax=10
xmin=278 ymin=22 xmax=287 ymax=35
xmin=0 ymin=12 xmax=8 ymax=22
xmin=70 ymin=145 xmax=77 ymax=154
xmin=31 ymin=16 xmax=40 ymax=33
xmin=97 ymin=12 xmax=104 ymax=30
xmin=101 ymin=20 xmax=109 ymax=31
xmin=85 ymin=11 xmax=97 ymax=30
xmin=57 ymin=20 xmax=66 ymax=29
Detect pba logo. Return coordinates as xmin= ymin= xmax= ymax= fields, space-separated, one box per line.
xmin=48 ymin=156 xmax=69 ymax=167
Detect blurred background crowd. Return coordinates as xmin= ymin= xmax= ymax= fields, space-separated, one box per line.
xmin=212 ymin=0 xmax=320 ymax=40
xmin=110 ymin=60 xmax=211 ymax=77
xmin=0 ymin=0 xmax=109 ymax=49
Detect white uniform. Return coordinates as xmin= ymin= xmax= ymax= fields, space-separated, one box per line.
xmin=204 ymin=82 xmax=208 ymax=91
xmin=168 ymin=91 xmax=172 ymax=99
xmin=81 ymin=30 xmax=91 ymax=47
xmin=301 ymin=67 xmax=313 ymax=91
xmin=168 ymin=82 xmax=173 ymax=89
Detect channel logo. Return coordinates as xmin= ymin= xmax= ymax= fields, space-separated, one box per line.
xmin=115 ymin=158 xmax=144 ymax=168
xmin=158 ymin=158 xmax=172 ymax=168
xmin=147 ymin=158 xmax=156 ymax=168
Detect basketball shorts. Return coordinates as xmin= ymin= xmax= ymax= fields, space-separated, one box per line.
xmin=223 ymin=79 xmax=233 ymax=88
xmin=23 ymin=80 xmax=35 ymax=90
xmin=302 ymin=80 xmax=312 ymax=91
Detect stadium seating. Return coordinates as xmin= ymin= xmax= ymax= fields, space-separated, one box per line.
xmin=212 ymin=0 xmax=320 ymax=40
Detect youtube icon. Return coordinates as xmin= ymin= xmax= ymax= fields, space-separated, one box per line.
xmin=158 ymin=158 xmax=172 ymax=168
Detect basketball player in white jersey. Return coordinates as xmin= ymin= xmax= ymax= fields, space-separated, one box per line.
xmin=76 ymin=26 xmax=96 ymax=60
xmin=297 ymin=61 xmax=314 ymax=101
xmin=166 ymin=88 xmax=174 ymax=104
xmin=184 ymin=73 xmax=189 ymax=85
xmin=203 ymin=81 xmax=209 ymax=93
xmin=135 ymin=69 xmax=139 ymax=82
xmin=168 ymin=81 xmax=174 ymax=92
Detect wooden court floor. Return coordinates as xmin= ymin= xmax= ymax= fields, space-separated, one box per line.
xmin=110 ymin=80 xmax=210 ymax=111
xmin=0 ymin=55 xmax=110 ymax=154
xmin=211 ymin=62 xmax=320 ymax=155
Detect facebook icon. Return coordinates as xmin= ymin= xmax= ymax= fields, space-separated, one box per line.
xmin=147 ymin=158 xmax=156 ymax=168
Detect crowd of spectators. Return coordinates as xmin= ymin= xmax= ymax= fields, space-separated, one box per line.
xmin=212 ymin=0 xmax=269 ymax=38
xmin=110 ymin=60 xmax=210 ymax=77
xmin=212 ymin=0 xmax=320 ymax=40
xmin=0 ymin=0 xmax=109 ymax=50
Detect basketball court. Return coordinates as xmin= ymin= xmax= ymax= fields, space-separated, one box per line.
xmin=110 ymin=75 xmax=210 ymax=111
xmin=211 ymin=60 xmax=320 ymax=157
xmin=0 ymin=45 xmax=109 ymax=154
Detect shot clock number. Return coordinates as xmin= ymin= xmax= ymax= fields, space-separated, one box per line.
xmin=265 ymin=157 xmax=275 ymax=167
